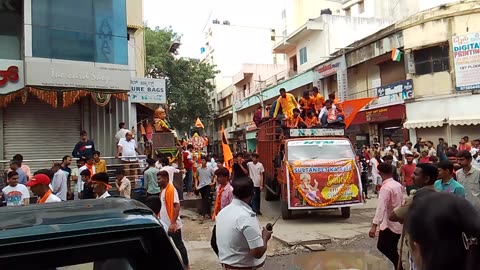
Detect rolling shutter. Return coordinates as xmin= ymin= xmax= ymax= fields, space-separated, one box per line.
xmin=3 ymin=97 xmax=81 ymax=171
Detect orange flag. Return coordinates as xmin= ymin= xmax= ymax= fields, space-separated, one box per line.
xmin=195 ymin=117 xmax=205 ymax=129
xmin=340 ymin=97 xmax=375 ymax=129
xmin=221 ymin=126 xmax=234 ymax=173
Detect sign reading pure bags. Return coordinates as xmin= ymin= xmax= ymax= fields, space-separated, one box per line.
xmin=452 ymin=32 xmax=480 ymax=91
xmin=25 ymin=59 xmax=130 ymax=90
xmin=314 ymin=55 xmax=348 ymax=101
xmin=130 ymin=78 xmax=166 ymax=104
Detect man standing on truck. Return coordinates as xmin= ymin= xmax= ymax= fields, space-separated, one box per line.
xmin=247 ymin=153 xmax=265 ymax=215
xmin=232 ymin=153 xmax=249 ymax=181
xmin=273 ymin=88 xmax=298 ymax=120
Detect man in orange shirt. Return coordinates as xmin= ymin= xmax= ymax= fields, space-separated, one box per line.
xmin=273 ymin=88 xmax=298 ymax=119
xmin=310 ymin=87 xmax=325 ymax=114
xmin=298 ymin=91 xmax=311 ymax=118
xmin=286 ymin=109 xmax=307 ymax=128
xmin=328 ymin=93 xmax=343 ymax=110
xmin=304 ymin=110 xmax=319 ymax=127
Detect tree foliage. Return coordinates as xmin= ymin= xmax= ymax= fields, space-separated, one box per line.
xmin=145 ymin=26 xmax=217 ymax=133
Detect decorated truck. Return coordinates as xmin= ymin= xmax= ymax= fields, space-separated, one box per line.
xmin=257 ymin=120 xmax=363 ymax=219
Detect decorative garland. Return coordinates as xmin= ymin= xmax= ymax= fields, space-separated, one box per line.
xmin=286 ymin=160 xmax=354 ymax=207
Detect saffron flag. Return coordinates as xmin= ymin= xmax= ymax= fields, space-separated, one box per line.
xmin=195 ymin=117 xmax=205 ymax=129
xmin=221 ymin=126 xmax=234 ymax=173
xmin=340 ymin=97 xmax=375 ymax=129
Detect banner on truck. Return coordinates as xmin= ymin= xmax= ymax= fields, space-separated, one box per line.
xmin=287 ymin=159 xmax=362 ymax=208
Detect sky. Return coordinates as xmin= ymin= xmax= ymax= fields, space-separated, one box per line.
xmin=144 ymin=0 xmax=284 ymax=59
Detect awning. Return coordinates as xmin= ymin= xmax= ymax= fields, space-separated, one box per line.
xmin=403 ymin=119 xmax=446 ymax=129
xmin=449 ymin=116 xmax=480 ymax=126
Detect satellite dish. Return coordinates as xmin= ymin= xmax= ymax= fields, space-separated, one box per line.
xmin=234 ymin=100 xmax=243 ymax=110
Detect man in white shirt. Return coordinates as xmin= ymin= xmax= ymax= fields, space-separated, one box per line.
xmin=216 ymin=177 xmax=272 ymax=269
xmin=247 ymin=153 xmax=265 ymax=215
xmin=117 ymin=131 xmax=141 ymax=180
xmin=27 ymin=174 xmax=61 ymax=203
xmin=91 ymin=173 xmax=111 ymax=199
xmin=159 ymin=157 xmax=180 ymax=184
xmin=2 ymin=171 xmax=30 ymax=206
xmin=51 ymin=162 xmax=68 ymax=201
xmin=115 ymin=122 xmax=130 ymax=143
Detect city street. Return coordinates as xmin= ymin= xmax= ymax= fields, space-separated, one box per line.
xmin=182 ymin=195 xmax=395 ymax=270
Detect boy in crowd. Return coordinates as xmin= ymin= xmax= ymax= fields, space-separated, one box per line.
xmin=93 ymin=151 xmax=107 ymax=173
xmin=91 ymin=172 xmax=111 ymax=199
xmin=2 ymin=171 xmax=30 ymax=206
xmin=80 ymin=170 xmax=95 ymax=199
xmin=115 ymin=168 xmax=131 ymax=199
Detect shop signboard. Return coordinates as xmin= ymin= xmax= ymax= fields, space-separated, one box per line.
xmin=25 ymin=59 xmax=131 ymax=90
xmin=452 ymin=32 xmax=480 ymax=91
xmin=0 ymin=59 xmax=24 ymax=94
xmin=130 ymin=78 xmax=167 ymax=104
xmin=314 ymin=55 xmax=348 ymax=101
xmin=375 ymin=79 xmax=413 ymax=105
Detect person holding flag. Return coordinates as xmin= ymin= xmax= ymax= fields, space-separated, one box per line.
xmin=221 ymin=126 xmax=234 ymax=173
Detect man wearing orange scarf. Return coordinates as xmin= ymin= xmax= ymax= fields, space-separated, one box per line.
xmin=79 ymin=156 xmax=96 ymax=178
xmin=157 ymin=170 xmax=190 ymax=270
xmin=211 ymin=168 xmax=234 ymax=256
xmin=26 ymin=174 xmax=61 ymax=203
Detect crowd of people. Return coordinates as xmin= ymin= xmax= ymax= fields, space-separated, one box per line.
xmin=363 ymin=136 xmax=480 ymax=270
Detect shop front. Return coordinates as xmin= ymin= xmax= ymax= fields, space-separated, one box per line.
xmin=231 ymin=129 xmax=246 ymax=153
xmin=350 ymin=104 xmax=407 ymax=146
xmin=245 ymin=121 xmax=258 ymax=152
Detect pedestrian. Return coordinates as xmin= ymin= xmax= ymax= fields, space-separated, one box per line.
xmin=72 ymin=130 xmax=96 ymax=158
xmin=60 ymin=155 xmax=72 ymax=186
xmin=12 ymin=154 xmax=32 ymax=179
xmin=426 ymin=141 xmax=436 ymax=157
xmin=400 ymin=153 xmax=417 ymax=195
xmin=406 ymin=192 xmax=480 ymax=270
xmin=418 ymin=149 xmax=430 ymax=163
xmin=51 ymin=162 xmax=68 ymax=201
xmin=272 ymin=88 xmax=299 ymax=120
xmin=115 ymin=168 xmax=131 ymax=199
xmin=160 ymin=156 xmax=180 ymax=184
xmin=116 ymin=131 xmax=141 ymax=180
xmin=79 ymin=170 xmax=95 ymax=199
xmin=247 ymin=153 xmax=265 ymax=215
xmin=437 ymin=138 xmax=447 ymax=161
xmin=216 ymin=177 xmax=272 ymax=269
xmin=369 ymin=163 xmax=405 ymax=270
xmin=79 ymin=156 xmax=96 ymax=177
xmin=93 ymin=151 xmax=107 ymax=173
xmin=144 ymin=158 xmax=160 ymax=197
xmin=232 ymin=153 xmax=249 ymax=181
xmin=91 ymin=172 xmax=111 ymax=199
xmin=210 ymin=167 xmax=234 ymax=256
xmin=458 ymin=136 xmax=471 ymax=152
xmin=413 ymin=138 xmax=422 ymax=153
xmin=183 ymin=144 xmax=194 ymax=197
xmin=2 ymin=171 xmax=30 ymax=206
xmin=434 ymin=161 xmax=465 ymax=197
xmin=196 ymin=156 xmax=214 ymax=219
xmin=72 ymin=158 xmax=86 ymax=199
xmin=382 ymin=155 xmax=400 ymax=182
xmin=370 ymin=154 xmax=382 ymax=192
xmin=455 ymin=150 xmax=480 ymax=208
xmin=115 ymin=122 xmax=130 ymax=143
xmin=27 ymin=173 xmax=61 ymax=203
xmin=9 ymin=160 xmax=27 ymax=185
xmin=157 ymin=170 xmax=190 ymax=269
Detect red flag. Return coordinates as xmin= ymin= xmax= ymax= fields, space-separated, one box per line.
xmin=221 ymin=126 xmax=233 ymax=173
xmin=340 ymin=97 xmax=375 ymax=129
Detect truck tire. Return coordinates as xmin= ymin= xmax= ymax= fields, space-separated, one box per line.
xmin=264 ymin=178 xmax=280 ymax=201
xmin=281 ymin=201 xmax=292 ymax=220
xmin=341 ymin=207 xmax=351 ymax=218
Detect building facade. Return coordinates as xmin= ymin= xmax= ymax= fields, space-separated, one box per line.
xmin=0 ymin=0 xmax=144 ymax=166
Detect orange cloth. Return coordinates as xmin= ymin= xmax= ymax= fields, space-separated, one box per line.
xmin=221 ymin=126 xmax=233 ymax=173
xmin=86 ymin=163 xmax=95 ymax=176
xmin=333 ymin=97 xmax=343 ymax=110
xmin=164 ymin=183 xmax=175 ymax=222
xmin=145 ymin=123 xmax=153 ymax=134
xmin=38 ymin=189 xmax=52 ymax=204
xmin=310 ymin=93 xmax=325 ymax=113
xmin=140 ymin=124 xmax=146 ymax=135
xmin=273 ymin=93 xmax=298 ymax=119
xmin=340 ymin=97 xmax=375 ymax=128
xmin=286 ymin=116 xmax=306 ymax=128
xmin=212 ymin=185 xmax=225 ymax=221
xmin=298 ymin=97 xmax=311 ymax=111
xmin=304 ymin=116 xmax=319 ymax=127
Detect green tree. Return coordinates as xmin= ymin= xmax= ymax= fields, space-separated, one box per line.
xmin=145 ymin=26 xmax=217 ymax=134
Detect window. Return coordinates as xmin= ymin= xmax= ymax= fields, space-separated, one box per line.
xmin=358 ymin=1 xmax=365 ymax=13
xmin=0 ymin=0 xmax=22 ymax=59
xmin=413 ymin=45 xmax=450 ymax=75
xmin=31 ymin=0 xmax=128 ymax=64
xmin=299 ymin=47 xmax=308 ymax=65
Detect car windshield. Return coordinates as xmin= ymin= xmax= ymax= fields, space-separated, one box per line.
xmin=287 ymin=140 xmax=355 ymax=161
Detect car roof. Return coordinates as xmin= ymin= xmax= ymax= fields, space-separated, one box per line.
xmin=0 ymin=197 xmax=161 ymax=244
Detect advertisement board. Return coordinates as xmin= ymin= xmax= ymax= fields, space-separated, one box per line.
xmin=25 ymin=59 xmax=131 ymax=90
xmin=286 ymin=140 xmax=362 ymax=209
xmin=375 ymin=79 xmax=413 ymax=105
xmin=130 ymin=78 xmax=167 ymax=104
xmin=0 ymin=60 xmax=24 ymax=94
xmin=314 ymin=55 xmax=348 ymax=101
xmin=452 ymin=32 xmax=480 ymax=91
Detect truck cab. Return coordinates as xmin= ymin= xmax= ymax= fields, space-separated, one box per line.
xmin=257 ymin=120 xmax=363 ymax=220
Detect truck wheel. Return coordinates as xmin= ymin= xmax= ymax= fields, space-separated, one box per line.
xmin=341 ymin=207 xmax=351 ymax=218
xmin=281 ymin=201 xmax=292 ymax=220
